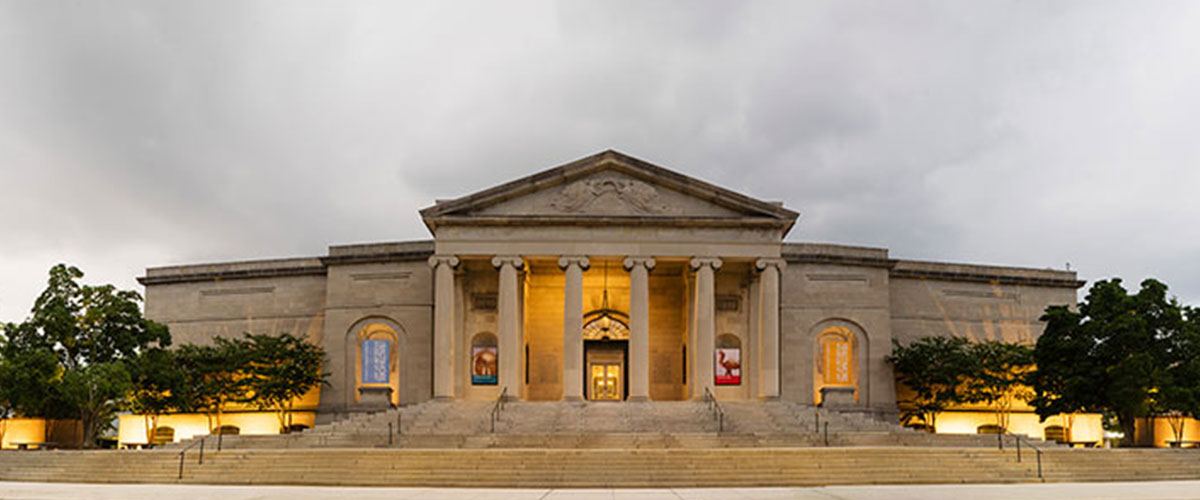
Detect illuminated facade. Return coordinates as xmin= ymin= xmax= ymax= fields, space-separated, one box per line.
xmin=128 ymin=151 xmax=1092 ymax=443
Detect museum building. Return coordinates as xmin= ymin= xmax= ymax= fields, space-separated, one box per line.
xmin=122 ymin=151 xmax=1089 ymax=442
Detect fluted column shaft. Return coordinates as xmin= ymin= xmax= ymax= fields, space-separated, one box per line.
xmin=429 ymin=255 xmax=459 ymax=400
xmin=690 ymin=257 xmax=722 ymax=399
xmin=559 ymin=256 xmax=589 ymax=401
xmin=493 ymin=255 xmax=524 ymax=400
xmin=756 ymin=258 xmax=786 ymax=401
xmin=624 ymin=256 xmax=656 ymax=402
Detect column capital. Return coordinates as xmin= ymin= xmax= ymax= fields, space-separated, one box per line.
xmin=755 ymin=257 xmax=787 ymax=271
xmin=622 ymin=256 xmax=656 ymax=271
xmin=428 ymin=255 xmax=460 ymax=269
xmin=690 ymin=257 xmax=723 ymax=271
xmin=491 ymin=255 xmax=525 ymax=270
xmin=557 ymin=255 xmax=590 ymax=271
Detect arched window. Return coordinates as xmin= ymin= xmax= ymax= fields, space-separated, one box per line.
xmin=471 ymin=332 xmax=499 ymax=385
xmin=215 ymin=425 xmax=240 ymax=436
xmin=715 ymin=334 xmax=742 ymax=385
xmin=151 ymin=426 xmax=175 ymax=446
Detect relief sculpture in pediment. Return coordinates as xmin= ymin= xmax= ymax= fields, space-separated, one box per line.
xmin=549 ymin=178 xmax=675 ymax=215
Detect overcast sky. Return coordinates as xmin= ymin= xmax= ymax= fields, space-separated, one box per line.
xmin=2 ymin=1 xmax=1199 ymax=322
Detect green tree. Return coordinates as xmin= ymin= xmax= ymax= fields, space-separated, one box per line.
xmin=59 ymin=362 xmax=131 ymax=448
xmin=887 ymin=336 xmax=976 ymax=432
xmin=0 ymin=264 xmax=171 ymax=447
xmin=1152 ymin=307 xmax=1200 ymax=445
xmin=176 ymin=340 xmax=250 ymax=433
xmin=1030 ymin=278 xmax=1188 ymax=446
xmin=22 ymin=264 xmax=170 ymax=371
xmin=242 ymin=333 xmax=328 ymax=432
xmin=126 ymin=348 xmax=186 ymax=446
xmin=964 ymin=340 xmax=1035 ymax=433
xmin=0 ymin=338 xmax=69 ymax=442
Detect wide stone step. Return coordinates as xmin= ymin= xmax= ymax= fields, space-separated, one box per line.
xmin=7 ymin=446 xmax=1195 ymax=487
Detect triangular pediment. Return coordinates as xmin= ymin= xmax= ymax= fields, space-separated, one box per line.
xmin=420 ymin=150 xmax=798 ymax=232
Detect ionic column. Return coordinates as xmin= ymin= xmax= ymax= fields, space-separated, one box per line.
xmin=690 ymin=257 xmax=722 ymax=399
xmin=624 ymin=256 xmax=656 ymax=402
xmin=756 ymin=258 xmax=786 ymax=401
xmin=429 ymin=255 xmax=459 ymax=400
xmin=558 ymin=255 xmax=589 ymax=402
xmin=492 ymin=255 xmax=524 ymax=400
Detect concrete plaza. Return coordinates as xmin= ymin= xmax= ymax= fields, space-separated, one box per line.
xmin=2 ymin=481 xmax=1200 ymax=500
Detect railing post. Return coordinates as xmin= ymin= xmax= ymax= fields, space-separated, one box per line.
xmin=814 ymin=409 xmax=820 ymax=434
xmin=823 ymin=422 xmax=829 ymax=447
xmin=388 ymin=422 xmax=394 ymax=445
xmin=1037 ymin=451 xmax=1043 ymax=479
xmin=177 ymin=451 xmax=184 ymax=480
xmin=198 ymin=437 xmax=205 ymax=465
xmin=217 ymin=430 xmax=223 ymax=452
xmin=1016 ymin=435 xmax=1022 ymax=463
xmin=397 ymin=411 xmax=403 ymax=437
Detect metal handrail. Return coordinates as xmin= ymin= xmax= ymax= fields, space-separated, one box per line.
xmin=702 ymin=387 xmax=725 ymax=433
xmin=1001 ymin=430 xmax=1045 ymax=479
xmin=489 ymin=386 xmax=508 ymax=433
xmin=176 ymin=434 xmax=208 ymax=480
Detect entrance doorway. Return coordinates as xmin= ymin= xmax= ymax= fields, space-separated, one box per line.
xmin=581 ymin=308 xmax=630 ymax=401
xmin=585 ymin=340 xmax=627 ymax=401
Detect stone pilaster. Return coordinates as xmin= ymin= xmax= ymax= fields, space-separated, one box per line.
xmin=689 ymin=257 xmax=722 ymax=400
xmin=429 ymin=255 xmax=459 ymax=400
xmin=492 ymin=255 xmax=525 ymax=400
xmin=755 ymin=258 xmax=786 ymax=401
xmin=624 ymin=256 xmax=656 ymax=402
xmin=558 ymin=255 xmax=590 ymax=402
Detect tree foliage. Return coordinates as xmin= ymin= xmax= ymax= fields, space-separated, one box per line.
xmin=965 ymin=340 xmax=1034 ymax=432
xmin=0 ymin=264 xmax=170 ymax=447
xmin=175 ymin=340 xmax=251 ymax=433
xmin=1030 ymin=278 xmax=1200 ymax=446
xmin=890 ymin=337 xmax=1036 ymax=434
xmin=126 ymin=348 xmax=186 ymax=445
xmin=887 ymin=336 xmax=976 ymax=432
xmin=241 ymin=333 xmax=327 ymax=432
xmin=171 ymin=333 xmax=328 ymax=434
xmin=59 ymin=362 xmax=131 ymax=447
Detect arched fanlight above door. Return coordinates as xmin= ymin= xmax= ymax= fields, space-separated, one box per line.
xmin=582 ymin=310 xmax=629 ymax=341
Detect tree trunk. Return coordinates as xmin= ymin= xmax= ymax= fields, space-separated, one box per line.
xmin=43 ymin=418 xmax=54 ymax=444
xmin=1119 ymin=411 xmax=1138 ymax=447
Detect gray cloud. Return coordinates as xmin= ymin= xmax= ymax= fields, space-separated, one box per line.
xmin=2 ymin=0 xmax=1199 ymax=321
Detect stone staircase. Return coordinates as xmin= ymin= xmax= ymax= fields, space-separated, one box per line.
xmin=4 ymin=446 xmax=1200 ymax=487
xmin=179 ymin=399 xmax=1054 ymax=450
xmin=3 ymin=400 xmax=1196 ymax=488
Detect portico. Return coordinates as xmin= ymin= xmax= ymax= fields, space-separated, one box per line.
xmin=419 ymin=151 xmax=797 ymax=402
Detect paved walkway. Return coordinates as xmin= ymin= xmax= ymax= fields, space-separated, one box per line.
xmin=3 ymin=481 xmax=1200 ymax=500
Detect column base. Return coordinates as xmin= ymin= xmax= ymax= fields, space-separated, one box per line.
xmin=562 ymin=395 xmax=584 ymax=402
xmin=432 ymin=395 xmax=454 ymax=402
xmin=758 ymin=395 xmax=781 ymax=402
xmin=627 ymin=395 xmax=650 ymax=402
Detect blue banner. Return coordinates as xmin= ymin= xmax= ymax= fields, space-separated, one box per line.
xmin=362 ymin=339 xmax=390 ymax=384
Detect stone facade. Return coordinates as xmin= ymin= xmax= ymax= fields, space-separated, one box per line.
xmin=139 ymin=151 xmax=1082 ymax=419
